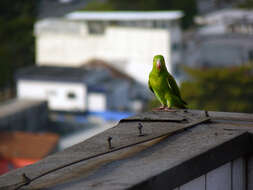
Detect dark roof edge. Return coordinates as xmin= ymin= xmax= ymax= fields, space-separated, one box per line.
xmin=130 ymin=132 xmax=253 ymax=190
xmin=183 ymin=109 xmax=253 ymax=122
xmin=16 ymin=77 xmax=85 ymax=84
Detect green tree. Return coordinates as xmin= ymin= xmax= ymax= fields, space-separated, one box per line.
xmin=0 ymin=0 xmax=37 ymax=90
xmin=237 ymin=0 xmax=253 ymax=9
xmin=83 ymin=0 xmax=197 ymax=29
xmin=82 ymin=1 xmax=114 ymax=11
xmin=180 ymin=64 xmax=253 ymax=113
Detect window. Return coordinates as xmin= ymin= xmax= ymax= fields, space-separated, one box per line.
xmin=67 ymin=92 xmax=76 ymax=99
xmin=46 ymin=90 xmax=57 ymax=96
xmin=172 ymin=43 xmax=180 ymax=51
xmin=249 ymin=50 xmax=253 ymax=61
xmin=87 ymin=21 xmax=105 ymax=35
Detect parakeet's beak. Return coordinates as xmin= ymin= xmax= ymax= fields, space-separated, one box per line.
xmin=156 ymin=60 xmax=161 ymax=71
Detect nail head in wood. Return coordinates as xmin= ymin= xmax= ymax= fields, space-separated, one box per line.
xmin=107 ymin=136 xmax=113 ymax=149
xmin=205 ymin=110 xmax=209 ymax=117
xmin=138 ymin=123 xmax=145 ymax=137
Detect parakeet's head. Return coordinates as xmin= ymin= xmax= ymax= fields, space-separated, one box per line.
xmin=153 ymin=55 xmax=166 ymax=72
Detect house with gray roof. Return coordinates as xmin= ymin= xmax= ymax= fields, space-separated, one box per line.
xmin=16 ymin=63 xmax=151 ymax=114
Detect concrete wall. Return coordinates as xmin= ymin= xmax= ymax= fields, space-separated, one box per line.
xmin=0 ymin=99 xmax=48 ymax=132
xmin=36 ymin=23 xmax=172 ymax=84
xmin=17 ymin=80 xmax=87 ymax=112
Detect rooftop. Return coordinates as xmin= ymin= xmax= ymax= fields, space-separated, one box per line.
xmin=0 ymin=131 xmax=59 ymax=159
xmin=16 ymin=66 xmax=91 ymax=83
xmin=16 ymin=64 xmax=133 ymax=84
xmin=66 ymin=11 xmax=183 ymax=21
xmin=38 ymin=0 xmax=89 ymax=19
xmin=1 ymin=109 xmax=253 ymax=189
xmin=0 ymin=99 xmax=46 ymax=119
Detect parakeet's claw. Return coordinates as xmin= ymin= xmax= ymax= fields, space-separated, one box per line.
xmin=152 ymin=106 xmax=166 ymax=111
xmin=164 ymin=107 xmax=177 ymax=112
xmin=152 ymin=106 xmax=177 ymax=112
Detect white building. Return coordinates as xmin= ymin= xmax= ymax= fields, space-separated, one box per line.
xmin=195 ymin=9 xmax=253 ymax=35
xmin=16 ymin=67 xmax=89 ymax=112
xmin=183 ymin=9 xmax=253 ymax=69
xmin=16 ymin=65 xmax=151 ymax=113
xmin=35 ymin=11 xmax=183 ymax=84
xmin=196 ymin=0 xmax=245 ymax=14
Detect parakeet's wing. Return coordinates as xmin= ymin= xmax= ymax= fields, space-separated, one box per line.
xmin=148 ymin=79 xmax=154 ymax=94
xmin=167 ymin=74 xmax=187 ymax=105
xmin=167 ymin=74 xmax=180 ymax=97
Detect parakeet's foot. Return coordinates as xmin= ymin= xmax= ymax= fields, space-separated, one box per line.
xmin=152 ymin=106 xmax=166 ymax=111
xmin=164 ymin=107 xmax=177 ymax=112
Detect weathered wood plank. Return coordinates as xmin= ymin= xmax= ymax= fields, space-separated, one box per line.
xmin=0 ymin=112 xmax=251 ymax=190
xmin=247 ymin=154 xmax=253 ymax=190
xmin=206 ymin=162 xmax=231 ymax=190
xmin=179 ymin=175 xmax=205 ymax=190
xmin=208 ymin=110 xmax=253 ymax=122
xmin=121 ymin=111 xmax=186 ymax=122
xmin=232 ymin=157 xmax=246 ymax=190
xmin=182 ymin=109 xmax=253 ymax=122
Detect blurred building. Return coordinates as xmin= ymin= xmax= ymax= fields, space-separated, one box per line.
xmin=0 ymin=99 xmax=59 ymax=175
xmin=196 ymin=0 xmax=245 ymax=14
xmin=195 ymin=9 xmax=253 ymax=35
xmin=38 ymin=0 xmax=89 ymax=19
xmin=35 ymin=11 xmax=183 ymax=83
xmin=183 ymin=9 xmax=253 ymax=69
xmin=0 ymin=99 xmax=48 ymax=131
xmin=16 ymin=62 xmax=151 ymax=113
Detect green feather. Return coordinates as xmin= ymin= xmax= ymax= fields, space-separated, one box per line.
xmin=148 ymin=55 xmax=187 ymax=109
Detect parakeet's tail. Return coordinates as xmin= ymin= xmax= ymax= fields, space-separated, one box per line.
xmin=180 ymin=104 xmax=187 ymax=109
xmin=175 ymin=99 xmax=187 ymax=109
xmin=179 ymin=96 xmax=187 ymax=107
xmin=182 ymin=99 xmax=187 ymax=105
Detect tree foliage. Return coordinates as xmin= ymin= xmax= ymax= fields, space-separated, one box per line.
xmin=180 ymin=64 xmax=253 ymax=113
xmin=0 ymin=0 xmax=37 ymax=89
xmin=237 ymin=0 xmax=253 ymax=9
xmin=82 ymin=1 xmax=114 ymax=11
xmin=82 ymin=0 xmax=197 ymax=29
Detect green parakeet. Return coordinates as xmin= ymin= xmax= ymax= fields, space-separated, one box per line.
xmin=148 ymin=55 xmax=187 ymax=110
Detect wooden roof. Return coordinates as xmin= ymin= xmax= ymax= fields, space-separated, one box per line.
xmin=0 ymin=109 xmax=253 ymax=190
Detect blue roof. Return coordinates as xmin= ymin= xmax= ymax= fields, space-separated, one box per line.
xmin=87 ymin=111 xmax=134 ymax=121
xmin=54 ymin=111 xmax=134 ymax=123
